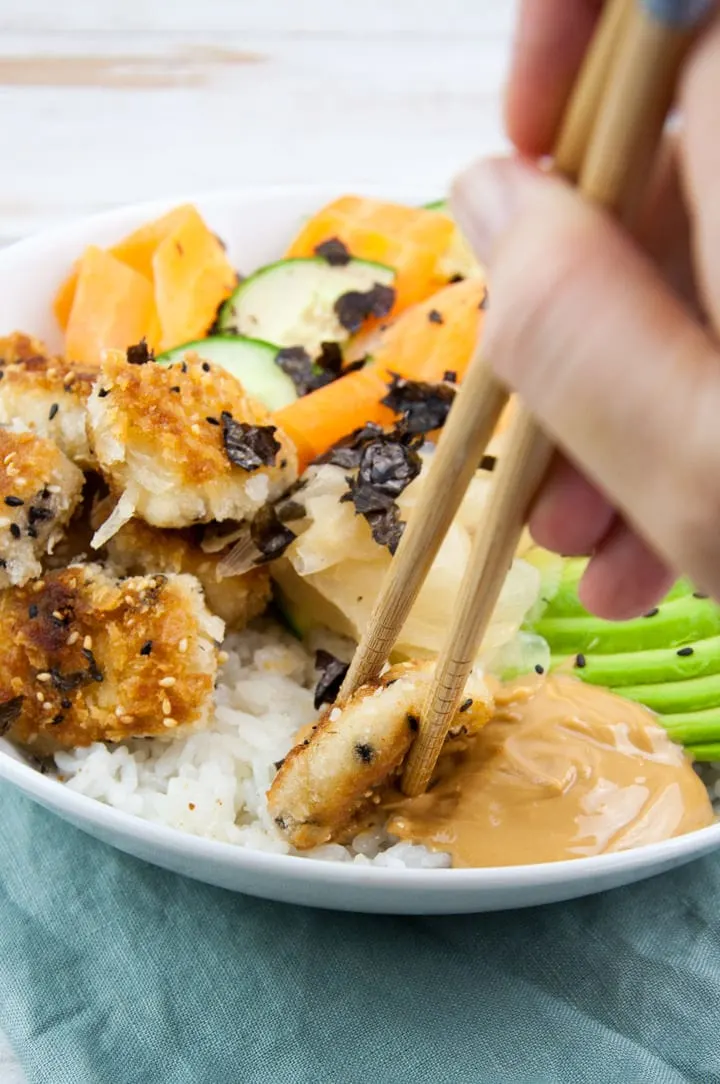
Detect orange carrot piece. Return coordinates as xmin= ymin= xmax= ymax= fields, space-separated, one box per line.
xmin=110 ymin=205 xmax=196 ymax=280
xmin=65 ymin=246 xmax=160 ymax=366
xmin=152 ymin=206 xmax=237 ymax=351
xmin=53 ymin=264 xmax=79 ymax=332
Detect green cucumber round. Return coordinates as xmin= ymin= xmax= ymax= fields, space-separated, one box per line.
xmin=156 ymin=335 xmax=297 ymax=411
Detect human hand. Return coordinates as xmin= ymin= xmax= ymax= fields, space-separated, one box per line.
xmin=451 ymin=3 xmax=720 ymax=620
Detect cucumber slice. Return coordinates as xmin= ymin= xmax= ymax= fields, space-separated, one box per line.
xmin=216 ymin=257 xmax=395 ymax=356
xmin=156 ymin=335 xmax=297 ymax=411
xmin=423 ymin=199 xmax=448 ymax=211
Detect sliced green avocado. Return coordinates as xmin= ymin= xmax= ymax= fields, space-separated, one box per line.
xmin=526 ymin=549 xmax=720 ymax=756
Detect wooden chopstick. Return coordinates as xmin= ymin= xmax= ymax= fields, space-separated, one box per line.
xmin=401 ymin=0 xmax=707 ymax=796
xmin=338 ymin=0 xmax=629 ymax=704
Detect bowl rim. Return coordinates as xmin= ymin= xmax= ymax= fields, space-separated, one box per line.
xmin=0 ymin=181 xmax=718 ymax=892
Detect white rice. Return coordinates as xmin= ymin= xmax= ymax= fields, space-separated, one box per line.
xmin=53 ymin=623 xmax=450 ymax=869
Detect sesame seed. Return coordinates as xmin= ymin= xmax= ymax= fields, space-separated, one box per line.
xmin=427 ymin=308 xmax=444 ymax=324
xmin=67 ymin=630 xmax=79 ymax=645
xmin=218 ymin=651 xmax=229 ymax=665
xmin=575 ymin=653 xmax=586 ymax=669
xmin=98 ymin=388 xmax=109 ymax=398
xmin=121 ymin=715 xmax=135 ymax=725
xmin=9 ymin=523 xmax=21 ymax=539
xmin=36 ymin=691 xmax=44 ymax=703
xmin=4 ymin=495 xmax=23 ymax=507
xmin=124 ymin=594 xmax=135 ymax=606
xmin=63 ymin=373 xmax=76 ymax=389
xmin=139 ymin=640 xmax=153 ymax=656
xmin=42 ymin=701 xmax=53 ymax=712
xmin=32 ymin=581 xmax=44 ymax=592
xmin=159 ymin=676 xmax=176 ymax=688
xmin=693 ymin=592 xmax=708 ymax=600
xmin=2 ymin=452 xmax=14 ymax=464
xmin=6 ymin=466 xmax=18 ymax=478
xmin=643 ymin=608 xmax=659 ymax=618
xmin=677 ymin=646 xmax=694 ymax=657
xmin=191 ymin=423 xmax=200 ymax=435
xmin=162 ymin=698 xmax=172 ymax=715
xmin=61 ymin=698 xmax=72 ymax=710
xmin=170 ymin=386 xmax=181 ymax=394
xmin=178 ymin=638 xmax=188 ymax=654
xmin=181 ymin=362 xmax=188 ymax=374
xmin=47 ymin=486 xmax=61 ymax=494
xmin=202 ymin=362 xmax=210 ymax=372
xmin=83 ymin=635 xmax=92 ymax=651
xmin=28 ymin=604 xmax=38 ymax=619
xmin=162 ymin=717 xmax=178 ymax=728
xmin=205 ymin=416 xmax=219 ymax=426
xmin=115 ymin=706 xmax=125 ymax=717
xmin=535 ymin=664 xmax=545 ymax=674
xmin=36 ymin=672 xmax=51 ymax=683
xmin=52 ymin=713 xmax=64 ymax=726
xmin=48 ymin=403 xmax=59 ymax=421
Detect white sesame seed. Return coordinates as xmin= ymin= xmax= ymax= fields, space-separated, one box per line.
xmin=115 ymin=706 xmax=125 ymax=717
xmin=46 ymin=485 xmax=61 ymax=495
xmin=42 ymin=701 xmax=53 ymax=712
xmin=178 ymin=638 xmax=188 ymax=654
xmin=52 ymin=611 xmax=63 ymax=621
xmin=36 ymin=692 xmax=44 ymax=703
xmin=162 ymin=698 xmax=172 ymax=715
xmin=121 ymin=714 xmax=134 ymax=725
xmin=124 ymin=594 xmax=135 ymax=606
xmin=162 ymin=717 xmax=178 ymax=728
xmin=191 ymin=423 xmax=200 ymax=435
xmin=83 ymin=635 xmax=92 ymax=651
xmin=33 ymin=581 xmax=45 ymax=593
xmin=159 ymin=676 xmax=176 ymax=688
xmin=6 ymin=466 xmax=18 ymax=478
xmin=67 ymin=630 xmax=79 ymax=645
xmin=36 ymin=672 xmax=51 ymax=683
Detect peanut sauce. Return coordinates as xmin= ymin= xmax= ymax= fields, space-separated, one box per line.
xmin=382 ymin=675 xmax=714 ymax=867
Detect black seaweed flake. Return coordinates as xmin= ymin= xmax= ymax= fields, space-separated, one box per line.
xmin=275 ymin=346 xmax=328 ymax=398
xmin=49 ymin=668 xmax=90 ymax=693
xmin=250 ymin=504 xmax=297 ymax=562
xmin=315 ymin=341 xmax=345 ymax=377
xmin=381 ymin=374 xmax=455 ymax=435
xmin=126 ymin=339 xmax=154 ymax=365
xmin=313 ymin=422 xmax=386 ymax=471
xmin=313 ymin=649 xmax=349 ymax=710
xmin=0 ymin=695 xmax=23 ymax=735
xmin=313 ymin=237 xmax=352 ymax=266
xmin=480 ymin=454 xmax=497 ymax=473
xmin=407 ymin=713 xmax=420 ymax=733
xmin=443 ymin=370 xmax=457 ymax=384
xmin=354 ymin=742 xmax=375 ymax=764
xmin=221 ymin=413 xmax=280 ymax=471
xmin=81 ymin=647 xmax=104 ymax=683
xmin=334 ymin=283 xmax=395 ymax=333
xmin=340 ymin=432 xmax=422 ymax=554
xmin=140 ymin=640 xmax=153 ymax=657
xmin=98 ymin=388 xmax=110 ymax=398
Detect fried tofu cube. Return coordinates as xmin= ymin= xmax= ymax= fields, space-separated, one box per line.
xmin=0 ymin=428 xmax=84 ymax=588
xmin=0 ymin=333 xmax=98 ymax=468
xmin=0 ymin=564 xmax=223 ymax=755
xmin=87 ymin=350 xmax=297 ymax=544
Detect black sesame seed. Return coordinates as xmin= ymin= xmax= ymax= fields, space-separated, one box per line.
xmin=9 ymin=523 xmax=21 ymax=539
xmin=644 ymin=608 xmax=659 ymax=618
xmin=170 ymin=386 xmax=181 ymax=394
xmin=407 ymin=714 xmax=420 ymax=733
xmin=443 ymin=370 xmax=457 ymax=384
xmin=535 ymin=664 xmax=545 ymax=674
xmin=677 ymin=646 xmax=694 ymax=657
xmin=28 ymin=603 xmax=38 ymax=619
xmin=4 ymin=495 xmax=24 ymax=507
xmin=459 ymin=697 xmax=473 ymax=713
xmin=0 ymin=558 xmax=6 ymax=568
xmin=205 ymin=416 xmax=220 ymax=426
xmin=98 ymin=388 xmax=109 ymax=398
xmin=48 ymin=402 xmax=59 ymax=421
xmin=354 ymin=742 xmax=375 ymax=764
xmin=693 ymin=592 xmax=709 ymax=600
xmin=428 ymin=308 xmax=444 ymax=325
xmin=575 ymin=653 xmax=586 ymax=669
xmin=180 ymin=362 xmax=188 ymax=374
xmin=61 ymin=698 xmax=72 ymax=710
xmin=202 ymin=362 xmax=211 ymax=372
xmin=448 ymin=273 xmax=465 ymax=284
xmin=140 ymin=640 xmax=153 ymax=656
xmin=51 ymin=713 xmax=64 ymax=726
xmin=26 ymin=525 xmax=37 ymax=539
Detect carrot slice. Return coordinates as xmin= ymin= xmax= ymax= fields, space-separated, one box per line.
xmin=152 ymin=206 xmax=237 ymax=351
xmin=65 ymin=246 xmax=160 ymax=366
xmin=273 ymin=279 xmax=487 ymax=471
xmin=53 ymin=264 xmax=80 ymax=332
xmin=110 ymin=205 xmax=197 ymax=280
xmin=286 ymin=196 xmax=455 ymax=314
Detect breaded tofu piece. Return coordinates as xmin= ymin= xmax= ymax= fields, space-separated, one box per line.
xmin=268 ymin=661 xmax=493 ymax=849
xmin=93 ymin=496 xmax=271 ymax=630
xmin=0 ymin=428 xmax=84 ymax=588
xmin=87 ymin=350 xmax=298 ymax=545
xmin=0 ymin=564 xmax=223 ymax=755
xmin=0 ymin=333 xmax=98 ymax=467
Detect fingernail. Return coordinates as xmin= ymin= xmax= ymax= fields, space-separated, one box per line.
xmin=450 ymin=157 xmax=537 ymax=263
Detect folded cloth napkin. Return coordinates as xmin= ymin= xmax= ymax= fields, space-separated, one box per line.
xmin=1 ymin=784 xmax=719 ymax=1084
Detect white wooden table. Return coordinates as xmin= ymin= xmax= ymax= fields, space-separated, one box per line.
xmin=0 ymin=1 xmax=515 ymax=1078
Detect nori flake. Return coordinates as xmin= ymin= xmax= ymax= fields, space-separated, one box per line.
xmin=126 ymin=339 xmax=154 ymax=365
xmin=334 ymin=283 xmax=395 ymax=333
xmin=250 ymin=504 xmax=297 ymax=561
xmin=0 ymin=695 xmax=23 ymax=735
xmin=313 ymin=649 xmax=349 ymax=710
xmin=221 ymin=413 xmax=280 ymax=471
xmin=313 ymin=237 xmax=352 ymax=266
xmin=381 ymin=374 xmax=455 ymax=435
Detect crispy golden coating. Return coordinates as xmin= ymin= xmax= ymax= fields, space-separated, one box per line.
xmin=87 ymin=350 xmax=298 ymax=543
xmin=93 ymin=496 xmax=271 ymax=630
xmin=0 ymin=333 xmax=98 ymax=467
xmin=0 ymin=564 xmax=223 ymax=755
xmin=0 ymin=428 xmax=84 ymax=587
xmin=267 ymin=661 xmax=493 ymax=849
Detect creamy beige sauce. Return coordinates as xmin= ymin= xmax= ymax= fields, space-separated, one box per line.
xmin=381 ymin=675 xmax=715 ymax=867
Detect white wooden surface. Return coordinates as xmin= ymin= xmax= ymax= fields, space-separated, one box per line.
xmin=0 ymin=1 xmax=515 ymax=1079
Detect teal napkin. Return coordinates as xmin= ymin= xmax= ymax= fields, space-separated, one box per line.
xmin=1 ymin=783 xmax=719 ymax=1084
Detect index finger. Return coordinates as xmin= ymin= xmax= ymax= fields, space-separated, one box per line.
xmin=505 ymin=0 xmax=603 ymax=156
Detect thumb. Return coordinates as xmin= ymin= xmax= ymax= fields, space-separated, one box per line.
xmin=451 ymin=157 xmax=720 ymax=598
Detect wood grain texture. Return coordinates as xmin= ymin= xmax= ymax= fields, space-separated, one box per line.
xmin=0 ymin=1 xmax=516 ymax=1078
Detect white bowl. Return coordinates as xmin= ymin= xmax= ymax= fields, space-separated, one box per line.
xmin=0 ymin=184 xmax=718 ymax=915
